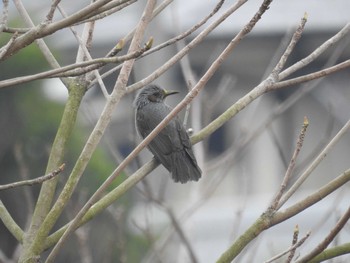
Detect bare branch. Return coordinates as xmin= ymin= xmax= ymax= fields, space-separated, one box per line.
xmin=205 ymin=23 xmax=350 ymax=173
xmin=264 ymin=229 xmax=310 ymax=263
xmin=295 ymin=206 xmax=350 ymax=263
xmin=75 ymin=0 xmax=137 ymax=25
xmin=0 ymin=164 xmax=65 ymax=191
xmin=286 ymin=225 xmax=301 ymax=263
xmin=0 ymin=0 xmax=9 ymax=33
xmin=56 ymin=4 xmax=110 ymax=97
xmin=269 ymin=59 xmax=350 ymax=92
xmin=279 ymin=22 xmax=350 ymax=80
xmin=144 ymin=0 xmax=225 ymax=60
xmin=0 ymin=200 xmax=24 ymax=242
xmin=276 ymin=119 xmax=350 ymax=209
xmin=42 ymin=2 xmax=157 ymax=262
xmin=0 ymin=31 xmax=19 ymax=60
xmin=272 ymin=13 xmax=308 ymax=77
xmin=126 ymin=0 xmax=247 ymax=93
xmin=0 ymin=42 xmax=150 ymax=89
xmin=1 ymin=26 xmax=29 ymax=34
xmin=0 ymin=0 xmax=115 ymax=60
xmin=44 ymin=158 xmax=158 ymax=250
xmin=307 ymin=243 xmax=350 ymax=262
xmin=216 ymin=168 xmax=350 ymax=263
xmin=91 ymin=0 xmax=224 ymax=87
xmin=45 ymin=0 xmax=62 ymax=23
xmin=269 ymin=117 xmax=309 ymax=210
xmin=13 ymin=143 xmax=35 ymax=217
xmin=273 ymin=169 xmax=350 ymax=225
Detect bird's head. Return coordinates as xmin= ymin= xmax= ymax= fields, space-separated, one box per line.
xmin=134 ymin=85 xmax=179 ymax=108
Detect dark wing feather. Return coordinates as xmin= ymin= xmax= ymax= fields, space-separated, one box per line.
xmin=135 ymin=104 xmax=174 ymax=171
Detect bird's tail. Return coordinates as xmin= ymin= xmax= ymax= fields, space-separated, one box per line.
xmin=170 ymin=150 xmax=201 ymax=184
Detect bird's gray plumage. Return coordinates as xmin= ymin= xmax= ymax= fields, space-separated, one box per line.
xmin=134 ymin=85 xmax=201 ymax=183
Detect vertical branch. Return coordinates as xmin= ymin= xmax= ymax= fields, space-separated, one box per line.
xmin=277 ymin=119 xmax=350 ymax=209
xmin=0 ymin=0 xmax=9 ymax=33
xmin=43 ymin=1 xmax=157 ymax=262
xmin=57 ymin=5 xmax=110 ymax=97
xmin=269 ymin=117 xmax=309 ymax=210
xmin=19 ymin=81 xmax=86 ymax=263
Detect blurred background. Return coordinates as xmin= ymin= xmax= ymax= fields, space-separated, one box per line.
xmin=1 ymin=0 xmax=350 ymax=262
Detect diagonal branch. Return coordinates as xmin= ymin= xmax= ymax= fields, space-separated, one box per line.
xmin=295 ymin=206 xmax=350 ymax=263
xmin=0 ymin=200 xmax=24 ymax=242
xmin=216 ymin=168 xmax=350 ymax=263
xmin=42 ymin=1 xmax=157 ymax=262
xmin=276 ymin=119 xmax=350 ymax=209
xmin=0 ymin=164 xmax=65 ymax=191
xmin=0 ymin=0 xmax=115 ymax=60
xmin=264 ymin=229 xmax=310 ymax=263
xmin=269 ymin=59 xmax=350 ymax=92
xmin=0 ymin=42 xmax=149 ymax=89
xmin=279 ymin=22 xmax=350 ymax=80
xmin=269 ymin=117 xmax=309 ymax=210
xmin=307 ymin=242 xmax=350 ymax=262
xmin=126 ymin=0 xmax=247 ymax=93
xmin=271 ymin=13 xmax=308 ymax=77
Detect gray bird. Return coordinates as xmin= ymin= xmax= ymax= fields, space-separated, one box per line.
xmin=134 ymin=84 xmax=201 ymax=183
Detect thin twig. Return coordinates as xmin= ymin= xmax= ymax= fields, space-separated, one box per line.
xmin=76 ymin=0 xmax=137 ymax=25
xmin=0 ymin=31 xmax=18 ymax=60
xmin=286 ymin=225 xmax=300 ymax=263
xmin=276 ymin=119 xmax=350 ymax=210
xmin=151 ymin=199 xmax=199 ymax=263
xmin=144 ymin=0 xmax=225 ymax=59
xmin=103 ymin=0 xmax=175 ymax=59
xmin=0 ymin=164 xmax=65 ymax=191
xmin=1 ymin=26 xmax=29 ymax=34
xmin=12 ymin=0 xmax=69 ymax=86
xmin=45 ymin=0 xmax=62 ymax=23
xmin=205 ymin=22 xmax=350 ymax=173
xmin=264 ymin=229 xmax=310 ymax=263
xmin=77 ymin=0 xmax=133 ymax=24
xmin=91 ymin=0 xmax=225 ymax=88
xmin=271 ymin=13 xmax=308 ymax=78
xmin=279 ymin=22 xmax=350 ymax=80
xmin=126 ymin=0 xmax=246 ymax=93
xmin=269 ymin=59 xmax=350 ymax=92
xmin=43 ymin=2 xmax=157 ymax=262
xmin=272 ymin=169 xmax=350 ymax=226
xmin=0 ymin=0 xmax=9 ymax=33
xmin=269 ymin=117 xmax=309 ymax=210
xmin=217 ymin=168 xmax=350 ymax=263
xmin=56 ymin=4 xmax=110 ymax=97
xmin=0 ymin=0 xmax=113 ymax=60
xmin=295 ymin=206 xmax=350 ymax=263
xmin=13 ymin=143 xmax=35 ymax=217
xmin=0 ymin=41 xmax=150 ymax=89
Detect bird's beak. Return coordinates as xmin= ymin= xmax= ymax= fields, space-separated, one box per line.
xmin=163 ymin=89 xmax=179 ymax=97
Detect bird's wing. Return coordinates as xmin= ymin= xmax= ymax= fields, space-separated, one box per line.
xmin=136 ymin=109 xmax=174 ymax=170
xmin=176 ymin=120 xmax=201 ymax=170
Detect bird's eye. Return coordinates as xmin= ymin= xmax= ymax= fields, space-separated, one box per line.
xmin=148 ymin=94 xmax=157 ymax=102
xmin=148 ymin=92 xmax=162 ymax=102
